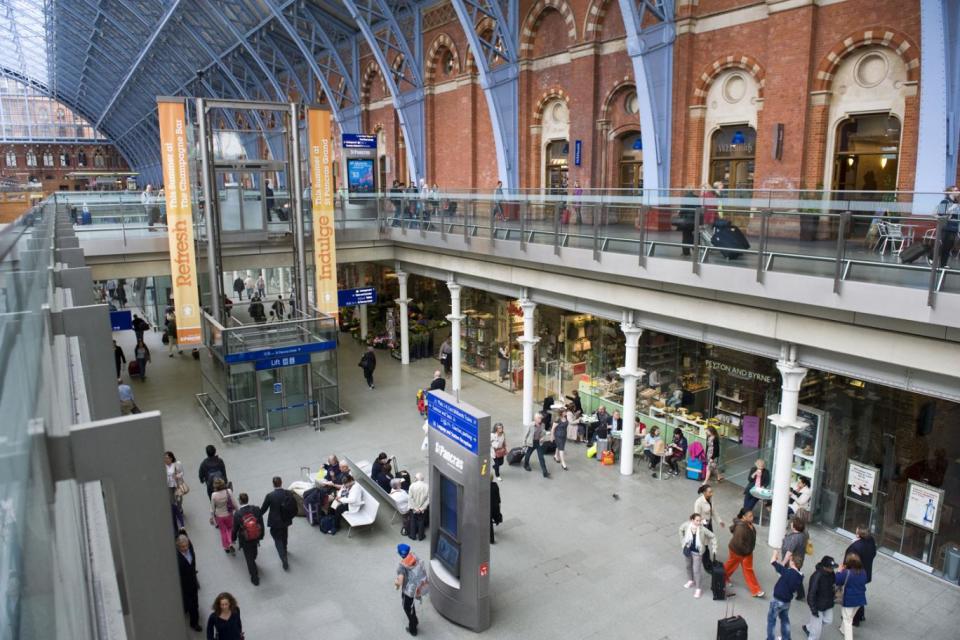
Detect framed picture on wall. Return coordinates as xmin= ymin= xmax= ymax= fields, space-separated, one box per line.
xmin=903 ymin=480 xmax=944 ymax=534
xmin=844 ymin=460 xmax=879 ymax=507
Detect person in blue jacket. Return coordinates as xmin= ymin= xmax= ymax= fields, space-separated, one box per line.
xmin=836 ymin=552 xmax=869 ymax=640
xmin=767 ymin=549 xmax=804 ymax=640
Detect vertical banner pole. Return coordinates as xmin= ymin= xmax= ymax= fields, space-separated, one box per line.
xmin=307 ymin=109 xmax=338 ymax=317
xmin=158 ymin=99 xmax=202 ymax=345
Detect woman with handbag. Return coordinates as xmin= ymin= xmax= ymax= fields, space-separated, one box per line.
xmin=553 ymin=410 xmax=569 ymax=470
xmin=209 ymin=477 xmax=237 ymax=555
xmin=835 ymin=553 xmax=868 ymax=640
xmin=164 ymin=451 xmax=187 ymax=530
xmin=678 ymin=513 xmax=717 ymax=599
xmin=490 ymin=423 xmax=507 ymax=481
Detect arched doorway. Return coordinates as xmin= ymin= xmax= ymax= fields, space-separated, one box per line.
xmin=708 ymin=125 xmax=756 ymax=191
xmin=539 ymin=98 xmax=569 ymax=192
xmin=618 ymin=132 xmax=643 ymax=191
xmin=832 ymin=113 xmax=901 ymax=192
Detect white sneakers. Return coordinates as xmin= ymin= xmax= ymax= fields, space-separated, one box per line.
xmin=694 ymin=589 xmax=702 ymax=598
xmin=684 ymin=580 xmax=694 ymax=589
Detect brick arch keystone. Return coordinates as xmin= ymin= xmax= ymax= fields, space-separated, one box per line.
xmin=812 ymin=27 xmax=920 ymax=92
xmin=532 ymin=88 xmax=570 ymax=123
xmin=692 ymin=54 xmax=766 ymax=106
xmin=520 ymin=0 xmax=578 ymax=56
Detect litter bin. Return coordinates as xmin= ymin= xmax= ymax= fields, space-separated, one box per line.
xmin=944 ymin=544 xmax=960 ymax=583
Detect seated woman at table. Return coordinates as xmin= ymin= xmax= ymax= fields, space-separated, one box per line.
xmin=742 ymin=459 xmax=770 ymax=511
xmin=643 ymin=426 xmax=662 ymax=469
xmin=788 ymin=476 xmax=811 ymax=518
xmin=666 ymin=428 xmax=688 ymax=476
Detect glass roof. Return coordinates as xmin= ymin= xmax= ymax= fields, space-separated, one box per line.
xmin=0 ymin=0 xmax=49 ymax=84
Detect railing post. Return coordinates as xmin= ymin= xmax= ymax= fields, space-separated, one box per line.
xmin=832 ymin=211 xmax=849 ymax=294
xmin=463 ymin=199 xmax=471 ymax=243
xmin=520 ymin=198 xmax=527 ymax=251
xmin=757 ymin=209 xmax=770 ymax=283
xmin=638 ymin=205 xmax=647 ymax=268
xmin=490 ymin=196 xmax=497 ymax=245
xmin=553 ymin=201 xmax=561 ymax=256
xmin=692 ymin=197 xmax=702 ymax=275
xmin=927 ymin=217 xmax=945 ymax=308
xmin=593 ymin=203 xmax=602 ymax=261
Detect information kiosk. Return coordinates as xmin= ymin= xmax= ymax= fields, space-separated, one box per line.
xmin=426 ymin=390 xmax=491 ymax=632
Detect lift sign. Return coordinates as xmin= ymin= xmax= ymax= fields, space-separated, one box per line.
xmin=255 ymin=353 xmax=310 ymax=371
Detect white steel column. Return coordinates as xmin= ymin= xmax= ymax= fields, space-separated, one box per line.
xmin=446 ymin=281 xmax=465 ymax=393
xmin=279 ymin=268 xmax=286 ymax=297
xmin=396 ymin=270 xmax=411 ymax=365
xmin=767 ymin=347 xmax=809 ymax=547
xmin=618 ymin=318 xmax=643 ymax=476
xmin=518 ymin=299 xmax=539 ymax=427
xmin=359 ymin=264 xmax=369 ymax=339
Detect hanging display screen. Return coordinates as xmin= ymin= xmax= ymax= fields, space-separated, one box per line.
xmin=346 ymin=158 xmax=375 ymax=193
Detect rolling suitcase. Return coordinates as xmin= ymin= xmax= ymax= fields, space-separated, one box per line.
xmin=711 ymin=224 xmax=750 ymax=259
xmin=127 ymin=360 xmax=140 ymax=376
xmin=900 ymin=241 xmax=931 ymax=264
xmin=506 ymin=447 xmax=525 ymax=465
xmin=686 ymin=458 xmax=704 ymax=481
xmin=710 ymin=559 xmax=727 ymax=600
xmin=717 ymin=603 xmax=748 ymax=640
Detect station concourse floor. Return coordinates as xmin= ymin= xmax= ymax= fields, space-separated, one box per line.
xmin=117 ymin=327 xmax=960 ymax=640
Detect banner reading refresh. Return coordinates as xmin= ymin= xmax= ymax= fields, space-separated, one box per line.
xmin=307 ymin=108 xmax=338 ymax=316
xmin=157 ymin=99 xmax=202 ymax=345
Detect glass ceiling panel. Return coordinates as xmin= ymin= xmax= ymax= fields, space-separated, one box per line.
xmin=0 ymin=74 xmax=107 ymax=141
xmin=0 ymin=0 xmax=49 ymax=84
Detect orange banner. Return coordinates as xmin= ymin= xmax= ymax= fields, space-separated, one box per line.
xmin=308 ymin=109 xmax=338 ymax=316
xmin=157 ymin=99 xmax=201 ymax=345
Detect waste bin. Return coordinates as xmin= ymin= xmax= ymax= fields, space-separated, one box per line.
xmin=944 ymin=544 xmax=960 ymax=583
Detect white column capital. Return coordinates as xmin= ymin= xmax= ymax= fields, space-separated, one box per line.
xmin=620 ymin=322 xmax=643 ymax=346
xmin=517 ymin=336 xmax=540 ymax=347
xmin=446 ymin=314 xmax=465 ymax=323
xmin=395 ymin=297 xmax=412 ymax=306
xmin=519 ymin=298 xmax=536 ymax=314
xmin=768 ymin=414 xmax=809 ymax=432
xmin=446 ymin=281 xmax=462 ymax=294
xmin=776 ymin=359 xmax=808 ymax=392
xmin=396 ymin=269 xmax=408 ymax=284
xmin=617 ymin=366 xmax=645 ymax=380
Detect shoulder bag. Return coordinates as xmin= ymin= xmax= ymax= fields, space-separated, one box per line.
xmin=834 ymin=572 xmax=850 ymax=605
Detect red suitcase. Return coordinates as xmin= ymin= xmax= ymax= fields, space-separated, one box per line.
xmin=127 ymin=360 xmax=140 ymax=376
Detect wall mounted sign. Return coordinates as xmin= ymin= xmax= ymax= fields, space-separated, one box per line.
xmin=341 ymin=133 xmax=377 ymax=149
xmin=224 ymin=340 xmax=335 ymax=364
xmin=903 ymin=480 xmax=943 ymax=533
xmin=428 ymin=391 xmax=479 ymax=455
xmin=110 ymin=310 xmax=132 ymax=331
xmin=704 ymin=359 xmax=775 ymax=384
xmin=845 ymin=460 xmax=879 ymax=507
xmin=255 ymin=353 xmax=311 ymax=371
xmin=338 ymin=287 xmax=377 ymax=307
xmin=574 ymin=140 xmax=582 ymax=166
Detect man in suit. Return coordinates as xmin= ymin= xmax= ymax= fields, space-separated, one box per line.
xmin=260 ymin=476 xmax=294 ymax=570
xmin=175 ymin=533 xmax=202 ymax=632
xmin=428 ymin=370 xmax=445 ymax=392
xmin=232 ymin=493 xmax=266 ymax=585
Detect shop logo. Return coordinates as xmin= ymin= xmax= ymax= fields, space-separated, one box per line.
xmin=434 ymin=442 xmax=464 ymax=472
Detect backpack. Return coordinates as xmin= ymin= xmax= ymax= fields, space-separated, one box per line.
xmin=412 ymin=561 xmax=430 ymax=601
xmin=240 ymin=511 xmax=261 ymax=541
xmin=206 ymin=468 xmax=225 ymax=491
xmin=280 ymin=490 xmax=299 ymax=522
xmin=319 ymin=514 xmax=338 ymax=535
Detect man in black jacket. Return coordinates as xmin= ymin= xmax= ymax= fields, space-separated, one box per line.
xmin=428 ymin=370 xmax=445 ymax=392
xmin=844 ymin=526 xmax=876 ymax=626
xmin=802 ymin=555 xmax=838 ymax=640
xmin=232 ymin=493 xmax=266 ymax=585
xmin=260 ymin=476 xmax=295 ymax=570
xmin=175 ymin=533 xmax=202 ymax=632
xmin=359 ymin=346 xmax=377 ymax=389
xmin=197 ymin=445 xmax=228 ymax=499
xmin=113 ymin=340 xmax=126 ymax=379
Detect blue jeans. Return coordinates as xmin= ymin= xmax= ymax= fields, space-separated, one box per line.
xmin=767 ymin=599 xmax=791 ymax=640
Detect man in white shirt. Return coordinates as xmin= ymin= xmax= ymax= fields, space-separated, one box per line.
xmin=118 ymin=378 xmax=136 ymax=415
xmin=407 ymin=473 xmax=429 ymax=541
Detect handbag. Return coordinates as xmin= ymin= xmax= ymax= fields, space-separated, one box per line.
xmin=175 ymin=478 xmax=190 ymax=498
xmin=586 ymin=444 xmax=597 ymax=459
xmin=834 ymin=572 xmax=850 ymax=605
xmin=494 ymin=446 xmax=507 ymax=458
xmin=805 ymin=537 xmax=814 ymax=556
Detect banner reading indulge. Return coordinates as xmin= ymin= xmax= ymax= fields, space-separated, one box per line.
xmin=308 ymin=108 xmax=338 ymax=317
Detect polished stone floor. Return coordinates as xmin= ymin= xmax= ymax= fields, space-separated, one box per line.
xmin=119 ymin=326 xmax=960 ymax=639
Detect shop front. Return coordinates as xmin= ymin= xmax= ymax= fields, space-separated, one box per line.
xmin=459 ymin=289 xmax=523 ymax=391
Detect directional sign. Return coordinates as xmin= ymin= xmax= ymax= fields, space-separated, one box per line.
xmin=224 ymin=340 xmax=335 ymax=364
xmin=338 ymin=287 xmax=377 ymax=307
xmin=110 ymin=310 xmax=132 ymax=331
xmin=341 ymin=133 xmax=377 ymax=149
xmin=255 ymin=353 xmax=311 ymax=371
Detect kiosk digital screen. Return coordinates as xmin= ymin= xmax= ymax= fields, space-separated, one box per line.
xmin=436 ymin=530 xmax=461 ymax=578
xmin=440 ymin=474 xmax=459 ymax=538
xmin=346 ymin=158 xmax=375 ymax=193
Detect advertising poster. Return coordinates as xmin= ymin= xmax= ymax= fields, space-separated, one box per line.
xmin=307 ymin=109 xmax=338 ymax=316
xmin=845 ymin=460 xmax=879 ymax=506
xmin=346 ymin=158 xmax=375 ymax=193
xmin=157 ymin=99 xmax=201 ymax=345
xmin=903 ymin=480 xmax=943 ymax=533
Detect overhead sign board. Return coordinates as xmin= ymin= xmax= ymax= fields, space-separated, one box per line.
xmin=428 ymin=391 xmax=479 ymax=455
xmin=110 ymin=310 xmax=132 ymax=331
xmin=341 ymin=133 xmax=377 ymax=149
xmin=338 ymin=287 xmax=377 ymax=307
xmin=255 ymin=353 xmax=311 ymax=371
xmin=224 ymin=340 xmax=335 ymax=364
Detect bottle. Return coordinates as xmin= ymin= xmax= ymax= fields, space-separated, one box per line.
xmin=922 ymin=498 xmax=935 ymax=525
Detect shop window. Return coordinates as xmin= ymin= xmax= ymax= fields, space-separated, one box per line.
xmin=709 ymin=125 xmax=756 ymax=191
xmin=618 ymin=132 xmax=643 ymax=191
xmin=832 ymin=113 xmax=900 ymax=193
xmin=25 ymin=149 xmax=37 ymax=167
xmin=42 ymin=150 xmax=54 ymax=167
xmin=5 ymin=149 xmax=16 ymax=167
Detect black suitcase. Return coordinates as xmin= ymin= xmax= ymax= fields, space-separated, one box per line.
xmin=710 ymin=561 xmax=727 ymax=600
xmin=506 ymin=447 xmax=525 ymax=465
xmin=900 ymin=241 xmax=931 ymax=264
xmin=717 ymin=615 xmax=748 ymax=640
xmin=711 ymin=225 xmax=750 ymax=259
xmin=541 ymin=440 xmax=557 ymax=454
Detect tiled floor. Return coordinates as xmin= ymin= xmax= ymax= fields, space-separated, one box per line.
xmin=119 ymin=326 xmax=960 ymax=639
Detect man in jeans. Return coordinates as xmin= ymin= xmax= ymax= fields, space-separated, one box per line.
xmin=767 ymin=549 xmax=803 ymax=640
xmin=522 ymin=413 xmax=551 ymax=478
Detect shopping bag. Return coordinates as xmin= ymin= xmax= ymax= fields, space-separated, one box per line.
xmin=586 ymin=444 xmax=597 ymax=459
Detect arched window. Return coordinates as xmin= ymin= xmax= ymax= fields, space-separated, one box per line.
xmin=709 ymin=126 xmax=756 ymax=191
xmin=5 ymin=149 xmax=16 ymax=167
xmin=42 ymin=150 xmax=54 ymax=167
xmin=77 ymin=150 xmax=87 ymax=167
xmin=441 ymin=49 xmax=455 ymax=77
xmin=94 ymin=151 xmax=105 ymax=168
xmin=25 ymin=149 xmax=37 ymax=167
xmin=832 ymin=114 xmax=900 ymax=192
xmin=540 ymin=99 xmax=570 ymax=193
xmin=59 ymin=151 xmax=70 ymax=167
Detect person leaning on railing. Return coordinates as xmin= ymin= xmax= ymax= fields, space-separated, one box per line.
xmin=935 ymin=186 xmax=960 ymax=268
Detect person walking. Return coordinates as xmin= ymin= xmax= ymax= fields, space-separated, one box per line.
xmin=497 ymin=344 xmax=510 ymax=382
xmin=175 ymin=533 xmax=203 ymax=632
xmin=802 ymin=555 xmax=838 ymax=640
xmin=439 ymin=338 xmax=452 ymax=375
xmin=271 ymin=295 xmax=285 ymax=321
xmin=260 ymin=476 xmax=296 ymax=570
xmin=836 ymin=553 xmax=869 ymax=640
xmin=198 ymin=445 xmax=228 ymax=500
xmin=205 ymin=592 xmax=243 ymax=640
xmin=359 ymin=346 xmax=377 ymax=389
xmin=694 ymin=484 xmax=725 ymax=532
xmin=407 ymin=472 xmax=429 ymax=541
xmin=678 ymin=513 xmax=717 ymax=599
xmin=703 ymin=425 xmax=723 ymax=484
xmin=132 ymin=314 xmax=149 ymax=343
xmin=781 ymin=516 xmax=809 ymax=598
xmin=164 ymin=451 xmax=185 ymax=520
xmin=935 ymin=185 xmax=960 ymax=267
xmin=843 ymin=526 xmax=876 ymax=627
xmin=233 ymin=276 xmax=245 ymax=300
xmin=232 ymin=493 xmax=265 ymax=585
xmin=522 ymin=413 xmax=551 ymax=478
xmin=244 ymin=275 xmax=254 ymax=301
xmin=133 ymin=338 xmax=150 ymax=381
xmin=767 ymin=550 xmax=804 ymax=640
xmin=256 ymin=274 xmax=266 ymax=299
xmin=165 ymin=311 xmax=179 ymax=357
xmin=142 ymin=184 xmax=160 ymax=230
xmin=490 ymin=476 xmax=502 ymax=544
xmin=723 ymin=508 xmax=764 ymax=598
xmin=394 ymin=544 xmax=426 ymax=636
xmin=118 ymin=378 xmax=137 ymax=415
xmin=113 ymin=340 xmax=126 ymax=379
xmin=552 ymin=410 xmax=569 ymax=470
xmin=209 ymin=477 xmax=236 ymax=555
xmin=490 ymin=423 xmax=507 ymax=481
xmin=492 ymin=180 xmax=504 ymax=221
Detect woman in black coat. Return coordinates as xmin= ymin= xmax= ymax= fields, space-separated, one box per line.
xmin=844 ymin=526 xmax=877 ymax=626
xmin=490 ymin=479 xmax=502 ymax=544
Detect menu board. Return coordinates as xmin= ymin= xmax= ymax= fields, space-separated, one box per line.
xmin=845 ymin=460 xmax=879 ymax=506
xmin=903 ymin=480 xmax=944 ymax=533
